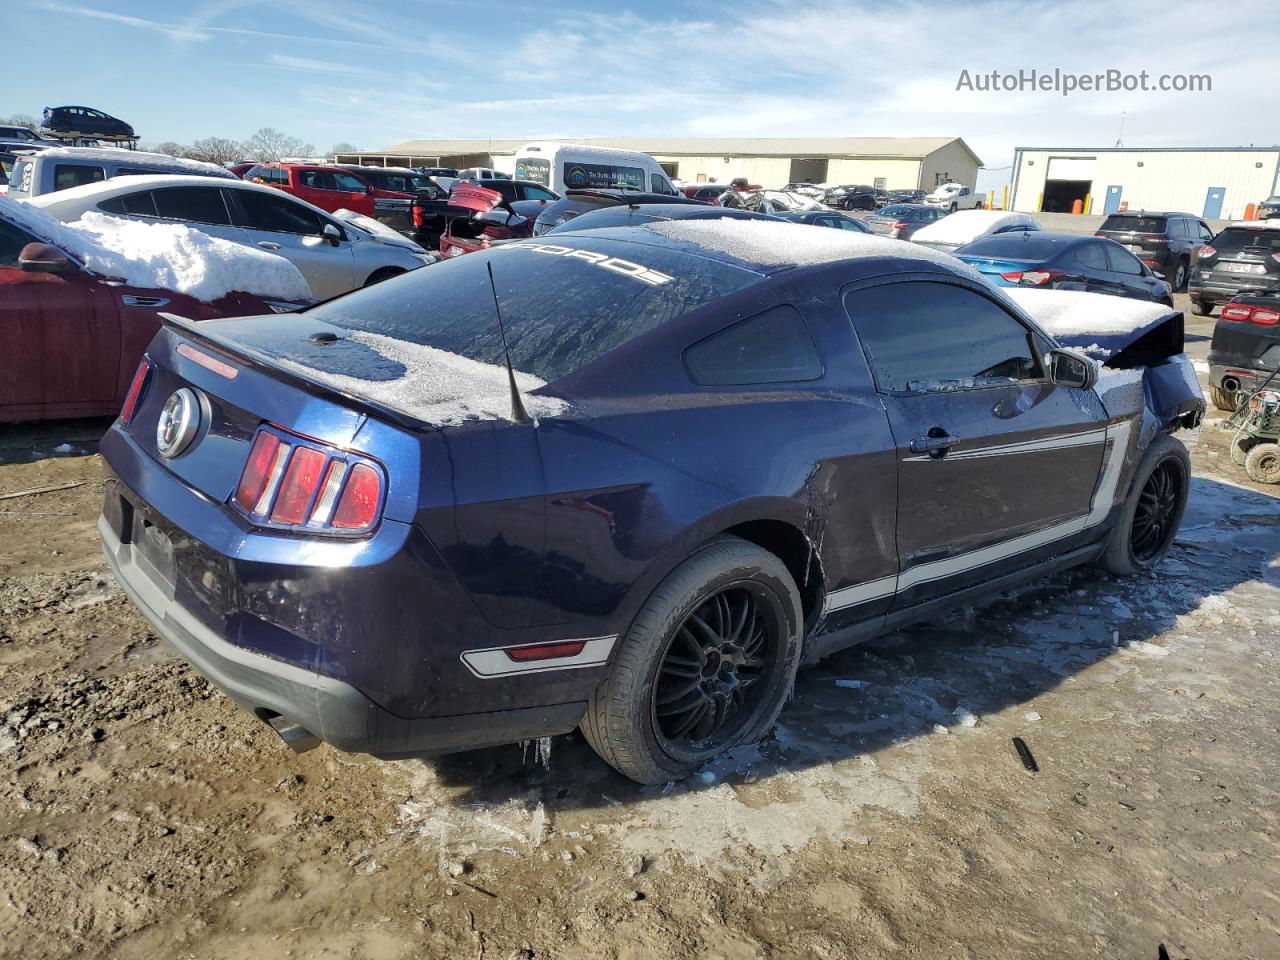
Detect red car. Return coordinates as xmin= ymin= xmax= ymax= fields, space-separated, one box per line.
xmin=1 ymin=204 xmax=305 ymax=422
xmin=438 ymin=183 xmax=542 ymax=258
xmin=243 ymin=163 xmax=378 ymax=218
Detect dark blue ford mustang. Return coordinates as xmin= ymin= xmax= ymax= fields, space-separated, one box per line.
xmin=99 ymin=221 xmax=1204 ymax=784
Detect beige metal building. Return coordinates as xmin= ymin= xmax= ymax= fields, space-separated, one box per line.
xmin=1011 ymin=146 xmax=1280 ymax=220
xmin=341 ymin=137 xmax=982 ymax=191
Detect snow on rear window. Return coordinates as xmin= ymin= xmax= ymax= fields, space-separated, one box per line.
xmin=32 ymin=147 xmax=234 ymax=180
xmin=1 ymin=194 xmax=309 ymax=302
xmin=1005 ymin=287 xmax=1171 ymax=337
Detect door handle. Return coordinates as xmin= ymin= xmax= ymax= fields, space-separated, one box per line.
xmin=257 ymin=241 xmax=281 ymax=250
xmin=910 ymin=429 xmax=957 ymax=457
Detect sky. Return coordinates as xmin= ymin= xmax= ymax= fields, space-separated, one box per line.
xmin=6 ymin=0 xmax=1275 ymax=193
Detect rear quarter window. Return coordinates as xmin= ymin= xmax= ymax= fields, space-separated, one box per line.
xmin=1101 ymin=215 xmax=1166 ymax=233
xmin=684 ymin=305 xmax=822 ymax=385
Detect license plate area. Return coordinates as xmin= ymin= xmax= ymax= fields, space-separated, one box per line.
xmin=1220 ymin=261 xmax=1262 ymax=275
xmin=131 ymin=510 xmax=176 ymax=596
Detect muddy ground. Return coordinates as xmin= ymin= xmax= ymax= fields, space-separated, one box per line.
xmin=2 ymin=326 xmax=1278 ymax=960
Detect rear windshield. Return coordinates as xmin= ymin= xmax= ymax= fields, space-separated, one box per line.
xmin=1101 ymin=216 xmax=1166 ymax=233
xmin=305 ymin=237 xmax=763 ymax=383
xmin=876 ymin=205 xmax=916 ymax=217
xmin=1211 ymin=228 xmax=1280 ymax=255
xmin=363 ymin=170 xmax=438 ymax=194
xmin=956 ymin=235 xmax=1063 ymax=259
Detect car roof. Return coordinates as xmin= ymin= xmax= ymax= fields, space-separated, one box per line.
xmin=25 ymin=146 xmax=232 ymax=175
xmin=572 ymin=220 xmax=976 ymax=278
xmin=1103 ymin=210 xmax=1197 ymax=218
xmin=336 ymin=164 xmax=420 ymax=176
xmin=23 ymin=173 xmax=312 ymax=212
xmin=963 ymin=230 xmax=1088 ymax=245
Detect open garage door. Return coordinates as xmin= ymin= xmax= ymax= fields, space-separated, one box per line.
xmin=788 ymin=158 xmax=828 ymax=186
xmin=1042 ymin=156 xmax=1096 ymax=213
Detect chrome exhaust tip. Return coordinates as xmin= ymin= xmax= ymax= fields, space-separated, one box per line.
xmin=265 ymin=714 xmax=321 ymax=754
xmin=1222 ymin=376 xmax=1240 ymax=393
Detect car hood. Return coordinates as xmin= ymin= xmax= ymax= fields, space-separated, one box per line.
xmin=332 ymin=209 xmax=428 ymax=254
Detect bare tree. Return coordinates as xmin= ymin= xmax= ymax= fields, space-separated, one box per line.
xmin=244 ymin=127 xmax=315 ymax=162
xmin=153 ymin=141 xmax=189 ymax=158
xmin=331 ymin=141 xmax=359 ymax=157
xmin=3 ymin=113 xmax=39 ymax=130
xmin=187 ymin=136 xmax=243 ymax=165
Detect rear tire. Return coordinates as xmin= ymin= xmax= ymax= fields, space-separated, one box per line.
xmin=1210 ymin=385 xmax=1239 ymax=412
xmin=1100 ymin=433 xmax=1190 ymax=576
xmin=1195 ymin=300 xmax=1214 ymax=316
xmin=1244 ymin=442 xmax=1280 ymax=484
xmin=581 ymin=537 xmax=803 ymax=785
xmin=1173 ymin=258 xmax=1188 ymax=292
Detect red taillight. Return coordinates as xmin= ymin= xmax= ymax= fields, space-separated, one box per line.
xmin=1220 ymin=304 xmax=1252 ymax=322
xmin=506 ymin=641 xmax=587 ymax=662
xmin=893 ymin=220 xmax=909 ymax=230
xmin=412 ymin=206 xmax=425 ymax=227
xmin=270 ymin=446 xmax=327 ymax=525
xmin=1002 ymin=270 xmax=1061 ymax=286
xmin=331 ymin=463 xmax=382 ymax=530
xmin=232 ymin=428 xmax=384 ymax=534
xmin=1272 ymin=253 xmax=1280 ymax=265
xmin=1252 ymin=308 xmax=1280 ymax=326
xmin=120 ymin=358 xmax=152 ymax=424
xmin=1199 ymin=245 xmax=1217 ymax=258
xmin=233 ymin=432 xmax=284 ymax=511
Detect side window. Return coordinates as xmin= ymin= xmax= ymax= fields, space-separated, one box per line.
xmin=650 ymin=173 xmax=676 ymax=196
xmin=234 ymin=190 xmax=326 ymax=235
xmin=0 ymin=219 xmax=38 ymax=269
xmin=524 ymin=185 xmax=556 ymax=202
xmin=1198 ymin=222 xmax=1214 ymax=241
xmin=54 ymin=163 xmax=106 ymax=191
xmin=152 ymin=187 xmax=232 ymax=225
xmin=334 ymin=172 xmax=368 ymax=192
xmin=298 ymin=170 xmax=333 ymax=191
xmin=1073 ymin=242 xmax=1109 ymax=270
xmin=684 ymin=305 xmax=823 ymax=386
xmin=98 ymin=191 xmax=158 ymax=216
xmin=844 ymin=282 xmax=1041 ymax=393
xmin=1105 ymin=245 xmax=1144 ymax=275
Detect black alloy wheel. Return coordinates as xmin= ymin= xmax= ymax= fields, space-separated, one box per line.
xmin=652 ymin=585 xmax=780 ymax=751
xmin=1130 ymin=459 xmax=1183 ymax=562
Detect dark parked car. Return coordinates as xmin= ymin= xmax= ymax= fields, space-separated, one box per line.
xmin=336 ymin=164 xmax=450 ymax=233
xmin=546 ymin=203 xmax=780 ymax=234
xmin=0 ymin=125 xmax=56 ymax=144
xmin=1258 ymin=196 xmax=1280 ymax=220
xmin=1094 ymin=210 xmax=1213 ymax=292
xmin=881 ymin=189 xmax=928 ymax=206
xmin=956 ymin=231 xmax=1174 ymax=306
xmin=532 ymin=188 xmax=702 ymax=236
xmin=98 ymin=221 xmax=1202 ymax=783
xmin=823 ymin=184 xmax=878 ymax=210
xmin=863 ymin=203 xmax=945 ymax=239
xmin=771 ymin=210 xmax=872 ymax=232
xmin=41 ymin=105 xmax=135 ymax=139
xmin=1188 ymin=222 xmax=1280 ymax=316
xmin=1206 ymin=292 xmax=1280 ymax=410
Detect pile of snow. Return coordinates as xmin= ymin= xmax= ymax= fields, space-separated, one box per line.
xmin=1005 ymin=287 xmax=1172 ymax=337
xmin=646 ymin=218 xmax=980 ymax=277
xmin=275 ymin=331 xmax=567 ymax=426
xmin=1 ymin=194 xmax=309 ymax=302
xmin=911 ymin=210 xmax=1040 ymax=247
xmin=30 ymin=146 xmax=235 ymax=180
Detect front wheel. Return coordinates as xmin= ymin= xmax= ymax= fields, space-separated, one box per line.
xmin=581 ymin=537 xmax=803 ymax=784
xmin=1173 ymin=259 xmax=1188 ymax=292
xmin=1244 ymin=442 xmax=1280 ymax=484
xmin=949 ymin=202 xmax=958 ymax=213
xmin=1099 ymin=433 xmax=1190 ymax=575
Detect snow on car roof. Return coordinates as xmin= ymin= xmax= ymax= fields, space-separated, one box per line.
xmin=1 ymin=194 xmax=309 ymax=302
xmin=1227 ymin=220 xmax=1280 ymax=230
xmin=1004 ymin=287 xmax=1172 ymax=337
xmin=911 ymin=210 xmax=1041 ymax=246
xmin=642 ymin=218 xmax=979 ymax=275
xmin=30 ymin=146 xmax=235 ymax=178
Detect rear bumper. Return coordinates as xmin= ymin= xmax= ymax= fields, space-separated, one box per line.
xmin=100 ymin=516 xmax=586 ymax=756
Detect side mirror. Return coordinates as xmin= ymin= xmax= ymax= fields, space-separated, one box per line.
xmin=19 ymin=242 xmax=73 ymax=274
xmin=1047 ymin=349 xmax=1098 ymax=391
xmin=321 ymin=223 xmax=342 ymax=246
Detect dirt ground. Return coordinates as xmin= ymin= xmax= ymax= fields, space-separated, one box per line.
xmin=2 ymin=335 xmax=1278 ymax=960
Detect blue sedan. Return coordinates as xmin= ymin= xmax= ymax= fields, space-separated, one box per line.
xmin=99 ymin=222 xmax=1202 ymax=783
xmin=956 ymin=230 xmax=1173 ymax=305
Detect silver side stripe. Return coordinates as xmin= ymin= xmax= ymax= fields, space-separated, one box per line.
xmin=460 ymin=636 xmax=617 ymax=678
xmin=904 ymin=428 xmax=1108 ymax=462
xmin=826 ymin=420 xmax=1132 ymax=612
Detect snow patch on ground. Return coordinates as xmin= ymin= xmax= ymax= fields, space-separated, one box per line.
xmin=274 ymin=331 xmax=568 ymax=426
